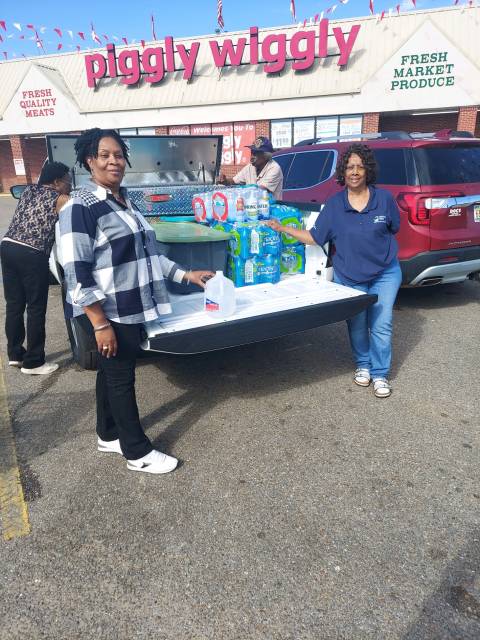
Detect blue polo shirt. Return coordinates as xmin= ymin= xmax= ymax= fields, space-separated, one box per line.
xmin=310 ymin=186 xmax=400 ymax=285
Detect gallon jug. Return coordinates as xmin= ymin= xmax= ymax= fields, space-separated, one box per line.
xmin=204 ymin=271 xmax=236 ymax=317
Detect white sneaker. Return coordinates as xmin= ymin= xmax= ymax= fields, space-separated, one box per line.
xmin=8 ymin=360 xmax=23 ymax=367
xmin=21 ymin=363 xmax=59 ymax=375
xmin=127 ymin=449 xmax=178 ymax=474
xmin=373 ymin=378 xmax=392 ymax=398
xmin=97 ymin=437 xmax=122 ymax=455
xmin=354 ymin=368 xmax=371 ymax=387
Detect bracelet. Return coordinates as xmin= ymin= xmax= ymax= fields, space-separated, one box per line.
xmin=93 ymin=322 xmax=111 ymax=332
xmin=185 ymin=271 xmax=191 ymax=285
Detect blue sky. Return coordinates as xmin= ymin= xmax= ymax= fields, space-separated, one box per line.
xmin=0 ymin=0 xmax=456 ymax=59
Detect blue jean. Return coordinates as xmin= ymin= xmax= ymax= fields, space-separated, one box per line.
xmin=334 ymin=259 xmax=402 ymax=379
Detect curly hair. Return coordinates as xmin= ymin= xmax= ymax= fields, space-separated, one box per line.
xmin=74 ymin=128 xmax=131 ymax=173
xmin=335 ymin=143 xmax=377 ymax=186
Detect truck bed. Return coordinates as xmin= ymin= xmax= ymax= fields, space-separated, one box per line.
xmin=143 ymin=276 xmax=376 ymax=354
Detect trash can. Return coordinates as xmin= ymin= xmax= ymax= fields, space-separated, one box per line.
xmin=151 ymin=221 xmax=231 ymax=294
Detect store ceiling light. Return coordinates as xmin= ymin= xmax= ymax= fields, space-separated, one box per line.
xmin=411 ymin=110 xmax=459 ymax=116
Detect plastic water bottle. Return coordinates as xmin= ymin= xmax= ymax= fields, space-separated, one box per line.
xmin=204 ymin=271 xmax=236 ymax=317
xmin=244 ymin=257 xmax=258 ymax=285
xmin=244 ymin=187 xmax=258 ymax=222
xmin=258 ymin=189 xmax=270 ymax=220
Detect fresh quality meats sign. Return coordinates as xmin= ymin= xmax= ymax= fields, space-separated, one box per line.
xmin=84 ymin=20 xmax=361 ymax=87
xmin=19 ymin=88 xmax=57 ymax=117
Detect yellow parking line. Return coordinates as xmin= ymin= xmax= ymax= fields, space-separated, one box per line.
xmin=0 ymin=359 xmax=30 ymax=541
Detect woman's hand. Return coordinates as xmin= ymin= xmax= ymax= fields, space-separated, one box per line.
xmin=95 ymin=325 xmax=118 ymax=358
xmin=184 ymin=270 xmax=215 ymax=289
xmin=264 ymin=218 xmax=283 ymax=233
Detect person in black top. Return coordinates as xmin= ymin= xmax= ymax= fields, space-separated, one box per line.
xmin=1 ymin=162 xmax=71 ymax=374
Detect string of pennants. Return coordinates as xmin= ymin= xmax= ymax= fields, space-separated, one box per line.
xmin=288 ymin=0 xmax=478 ymax=28
xmin=0 ymin=16 xmax=160 ymax=60
xmin=0 ymin=0 xmax=478 ymax=61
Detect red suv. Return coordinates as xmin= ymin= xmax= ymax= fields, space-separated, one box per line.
xmin=274 ymin=132 xmax=480 ymax=286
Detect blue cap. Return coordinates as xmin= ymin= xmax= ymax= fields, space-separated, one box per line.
xmin=246 ymin=136 xmax=274 ymax=153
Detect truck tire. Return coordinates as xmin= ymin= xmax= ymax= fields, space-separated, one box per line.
xmin=65 ymin=316 xmax=98 ymax=370
xmin=61 ymin=282 xmax=98 ymax=370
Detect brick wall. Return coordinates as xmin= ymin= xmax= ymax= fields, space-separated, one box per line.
xmin=476 ymin=112 xmax=480 ymax=138
xmin=457 ymin=106 xmax=478 ymax=134
xmin=0 ymin=140 xmax=15 ymax=193
xmin=379 ymin=111 xmax=458 ymax=133
xmin=362 ymin=112 xmax=380 ymax=134
xmin=24 ymin=138 xmax=47 ymax=183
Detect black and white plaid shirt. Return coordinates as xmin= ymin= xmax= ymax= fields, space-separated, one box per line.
xmin=59 ymin=180 xmax=186 ymax=323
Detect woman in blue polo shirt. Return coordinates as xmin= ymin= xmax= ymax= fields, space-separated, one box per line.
xmin=267 ymin=143 xmax=401 ymax=398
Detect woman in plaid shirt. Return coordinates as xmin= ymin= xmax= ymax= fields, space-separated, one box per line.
xmin=59 ymin=128 xmax=213 ymax=475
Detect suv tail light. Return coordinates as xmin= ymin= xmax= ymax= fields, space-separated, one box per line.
xmin=397 ymin=191 xmax=464 ymax=226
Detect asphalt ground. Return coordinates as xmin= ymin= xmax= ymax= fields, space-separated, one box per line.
xmin=0 ymin=195 xmax=479 ymax=640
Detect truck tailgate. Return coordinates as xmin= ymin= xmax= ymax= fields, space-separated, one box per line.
xmin=143 ymin=276 xmax=376 ymax=354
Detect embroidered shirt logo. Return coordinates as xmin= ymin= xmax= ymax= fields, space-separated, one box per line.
xmin=373 ymin=215 xmax=387 ymax=224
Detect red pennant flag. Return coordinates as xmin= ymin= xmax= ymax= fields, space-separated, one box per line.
xmin=54 ymin=27 xmax=62 ymax=38
xmin=57 ymin=43 xmax=62 ymax=50
xmin=303 ymin=18 xmax=307 ymax=26
xmin=103 ymin=34 xmax=109 ymax=41
xmin=411 ymin=0 xmax=416 ymax=6
xmin=26 ymin=24 xmax=35 ymax=30
xmin=19 ymin=34 xmax=25 ymax=39
xmin=122 ymin=37 xmax=128 ymax=45
xmin=78 ymin=31 xmax=85 ymax=40
xmin=141 ymin=39 xmax=145 ymax=48
xmin=0 ymin=21 xmax=6 ymax=32
xmin=380 ymin=9 xmax=385 ymax=20
xmin=369 ymin=0 xmax=374 ymax=14
xmin=151 ymin=14 xmax=157 ymax=40
xmin=76 ymin=45 xmax=81 ymax=52
xmin=290 ymin=0 xmax=296 ymax=21
xmin=314 ymin=13 xmax=319 ymax=21
xmin=396 ymin=3 xmax=400 ymax=14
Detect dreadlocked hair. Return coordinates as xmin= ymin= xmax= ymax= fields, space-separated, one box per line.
xmin=74 ymin=128 xmax=131 ymax=172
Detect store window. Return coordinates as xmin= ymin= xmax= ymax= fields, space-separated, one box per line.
xmin=271 ymin=114 xmax=363 ymax=149
xmin=119 ymin=127 xmax=156 ymax=136
xmin=271 ymin=120 xmax=293 ymax=149
xmin=293 ymin=118 xmax=315 ymax=145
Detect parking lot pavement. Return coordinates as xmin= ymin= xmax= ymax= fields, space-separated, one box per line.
xmin=0 ymin=195 xmax=479 ymax=639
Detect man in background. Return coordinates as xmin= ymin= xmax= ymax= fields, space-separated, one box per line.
xmin=217 ymin=136 xmax=283 ymax=200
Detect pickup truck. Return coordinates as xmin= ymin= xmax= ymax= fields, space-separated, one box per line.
xmin=11 ymin=134 xmax=376 ymax=369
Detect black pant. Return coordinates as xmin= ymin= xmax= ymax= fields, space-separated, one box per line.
xmin=77 ymin=316 xmax=152 ymax=461
xmin=1 ymin=241 xmax=50 ymax=368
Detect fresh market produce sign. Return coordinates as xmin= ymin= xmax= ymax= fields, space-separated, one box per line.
xmin=84 ymin=20 xmax=361 ymax=88
xmin=390 ymin=51 xmax=455 ymax=91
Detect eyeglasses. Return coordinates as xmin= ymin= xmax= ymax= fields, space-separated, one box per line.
xmin=346 ymin=164 xmax=366 ymax=172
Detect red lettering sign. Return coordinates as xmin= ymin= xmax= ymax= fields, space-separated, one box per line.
xmin=169 ymin=125 xmax=190 ymax=135
xmin=19 ymin=88 xmax=56 ymax=118
xmin=212 ymin=123 xmax=234 ymax=165
xmin=233 ymin=122 xmax=255 ymax=165
xmin=84 ymin=21 xmax=361 ymax=88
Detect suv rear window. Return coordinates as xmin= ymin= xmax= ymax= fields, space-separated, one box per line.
xmin=414 ymin=145 xmax=480 ymax=184
xmin=277 ymin=150 xmax=335 ymax=190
